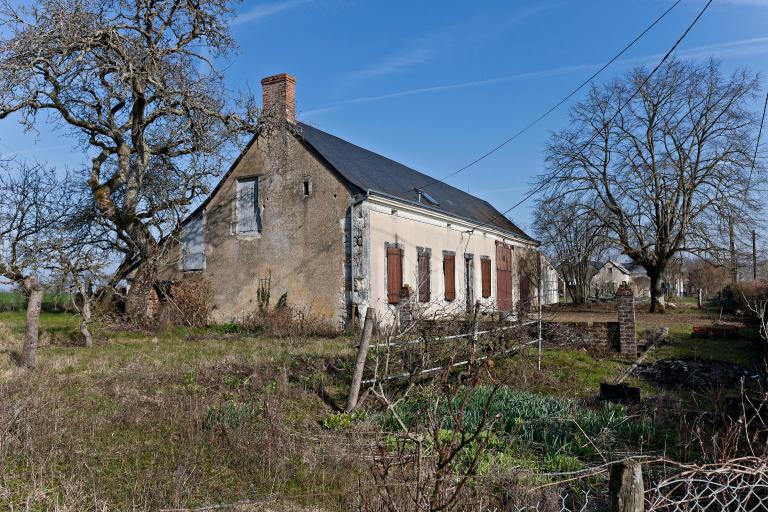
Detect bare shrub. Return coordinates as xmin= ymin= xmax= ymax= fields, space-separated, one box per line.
xmin=242 ymin=304 xmax=340 ymax=338
xmin=158 ymin=277 xmax=213 ymax=328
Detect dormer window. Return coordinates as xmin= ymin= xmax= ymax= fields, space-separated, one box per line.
xmin=415 ymin=188 xmax=439 ymax=206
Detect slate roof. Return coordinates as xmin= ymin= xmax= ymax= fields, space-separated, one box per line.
xmin=297 ymin=122 xmax=534 ymax=242
xmin=605 ymin=260 xmax=647 ymax=276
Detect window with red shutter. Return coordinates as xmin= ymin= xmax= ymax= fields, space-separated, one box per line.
xmin=386 ymin=245 xmax=403 ymax=304
xmin=481 ymin=258 xmax=491 ymax=298
xmin=417 ymin=249 xmax=431 ymax=303
xmin=443 ymin=253 xmax=455 ymax=301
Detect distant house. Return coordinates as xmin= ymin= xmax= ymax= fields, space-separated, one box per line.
xmin=590 ymin=260 xmax=685 ymax=299
xmin=127 ymin=73 xmax=555 ymax=328
xmin=591 ymin=260 xmax=651 ymax=298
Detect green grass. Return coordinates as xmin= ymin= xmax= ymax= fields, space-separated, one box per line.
xmin=647 ymin=324 xmax=761 ymax=368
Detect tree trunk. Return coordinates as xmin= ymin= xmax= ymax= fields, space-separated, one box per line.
xmin=21 ymin=276 xmax=44 ymax=368
xmin=79 ymin=282 xmax=93 ymax=347
xmin=648 ymin=271 xmax=663 ymax=313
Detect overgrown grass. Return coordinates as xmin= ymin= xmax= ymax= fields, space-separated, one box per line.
xmin=0 ymin=312 xmax=359 ymax=510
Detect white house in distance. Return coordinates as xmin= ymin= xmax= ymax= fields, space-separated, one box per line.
xmin=133 ymin=73 xmax=557 ymax=328
xmin=590 ymin=260 xmax=684 ymax=298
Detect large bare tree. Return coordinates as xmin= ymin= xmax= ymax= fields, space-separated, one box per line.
xmin=532 ymin=194 xmax=609 ymax=304
xmin=540 ymin=59 xmax=764 ymax=311
xmin=0 ymin=0 xmax=255 ymax=280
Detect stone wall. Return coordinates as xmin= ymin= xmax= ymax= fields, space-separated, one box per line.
xmin=541 ymin=321 xmax=620 ymax=352
xmin=543 ymin=282 xmax=637 ymax=357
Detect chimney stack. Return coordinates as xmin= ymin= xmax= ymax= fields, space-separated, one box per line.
xmin=261 ymin=73 xmax=296 ymax=123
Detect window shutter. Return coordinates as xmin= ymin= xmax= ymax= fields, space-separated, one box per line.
xmin=481 ymin=258 xmax=491 ymax=298
xmin=236 ymin=178 xmax=261 ymax=233
xmin=444 ymin=254 xmax=455 ymax=301
xmin=182 ymin=215 xmax=205 ymax=271
xmin=386 ymin=246 xmax=402 ymax=304
xmin=418 ymin=251 xmax=430 ymax=303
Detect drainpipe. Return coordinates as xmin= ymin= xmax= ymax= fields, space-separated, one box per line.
xmin=350 ymin=192 xmax=369 ymax=326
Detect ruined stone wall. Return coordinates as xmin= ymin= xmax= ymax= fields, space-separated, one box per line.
xmin=541 ymin=321 xmax=620 ymax=352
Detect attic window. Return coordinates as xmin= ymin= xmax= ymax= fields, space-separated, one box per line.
xmin=302 ymin=176 xmax=312 ymax=197
xmin=415 ymin=188 xmax=439 ymax=206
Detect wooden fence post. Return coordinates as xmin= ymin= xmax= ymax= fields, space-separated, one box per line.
xmin=346 ymin=307 xmax=375 ymax=413
xmin=608 ymin=460 xmax=644 ymax=512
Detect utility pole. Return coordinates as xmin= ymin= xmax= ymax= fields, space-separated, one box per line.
xmin=729 ymin=215 xmax=738 ymax=284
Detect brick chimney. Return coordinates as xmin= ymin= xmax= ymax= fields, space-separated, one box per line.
xmin=261 ymin=73 xmax=296 ymax=123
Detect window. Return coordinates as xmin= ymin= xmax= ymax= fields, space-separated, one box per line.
xmin=417 ymin=248 xmax=431 ymax=303
xmin=181 ymin=214 xmax=205 ymax=271
xmin=236 ymin=177 xmax=261 ymax=234
xmin=481 ymin=257 xmax=491 ymax=298
xmin=302 ymin=176 xmax=312 ymax=197
xmin=443 ymin=252 xmax=456 ymax=301
xmin=415 ymin=188 xmax=439 ymax=206
xmin=386 ymin=245 xmax=403 ymax=304
xmin=608 ymin=267 xmax=613 ymax=275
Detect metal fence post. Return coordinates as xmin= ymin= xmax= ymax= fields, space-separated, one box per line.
xmin=346 ymin=307 xmax=374 ymax=413
xmin=470 ymin=300 xmax=481 ymax=365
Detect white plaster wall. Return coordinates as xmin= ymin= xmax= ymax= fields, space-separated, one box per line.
xmin=364 ymin=198 xmax=535 ymax=321
xmin=590 ymin=262 xmax=630 ymax=293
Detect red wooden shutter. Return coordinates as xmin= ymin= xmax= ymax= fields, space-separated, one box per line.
xmin=496 ymin=242 xmax=513 ymax=311
xmin=418 ymin=251 xmax=430 ymax=303
xmin=443 ymin=254 xmax=455 ymax=301
xmin=386 ymin=246 xmax=402 ymax=304
xmin=481 ymin=259 xmax=491 ymax=298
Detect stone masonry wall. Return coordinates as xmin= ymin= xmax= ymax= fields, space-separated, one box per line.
xmin=541 ymin=321 xmax=620 ymax=352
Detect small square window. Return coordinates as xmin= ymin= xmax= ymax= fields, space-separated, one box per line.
xmin=302 ymin=177 xmax=312 ymax=197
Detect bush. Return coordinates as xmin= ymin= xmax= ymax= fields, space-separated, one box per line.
xmin=723 ymin=280 xmax=768 ymax=325
xmin=158 ymin=276 xmax=212 ymax=328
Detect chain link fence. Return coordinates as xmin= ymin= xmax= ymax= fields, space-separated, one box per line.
xmin=646 ymin=457 xmax=768 ymax=512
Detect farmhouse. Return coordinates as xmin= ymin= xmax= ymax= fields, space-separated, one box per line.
xmin=590 ymin=260 xmax=685 ymax=299
xmin=128 ymin=74 xmax=551 ymax=327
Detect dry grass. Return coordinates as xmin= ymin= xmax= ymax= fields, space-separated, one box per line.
xmin=0 ymin=313 xmax=363 ymax=511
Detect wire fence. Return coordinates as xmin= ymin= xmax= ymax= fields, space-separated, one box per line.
xmin=505 ymin=457 xmax=768 ymax=512
xmin=646 ymin=457 xmax=768 ymax=512
xmin=361 ymin=315 xmax=539 ymax=386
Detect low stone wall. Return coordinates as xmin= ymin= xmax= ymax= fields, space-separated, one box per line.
xmin=541 ymin=321 xmax=620 ymax=352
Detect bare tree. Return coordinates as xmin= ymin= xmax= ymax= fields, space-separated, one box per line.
xmin=54 ymin=245 xmax=108 ymax=347
xmin=0 ymin=0 xmax=257 ymax=282
xmin=0 ymin=161 xmax=70 ymax=367
xmin=685 ymin=257 xmax=730 ymax=299
xmin=539 ymin=59 xmax=764 ymax=312
xmin=533 ymin=195 xmax=609 ymax=304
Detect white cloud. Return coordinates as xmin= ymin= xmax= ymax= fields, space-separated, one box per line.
xmin=354 ymin=48 xmax=432 ymax=79
xmin=233 ymin=0 xmax=311 ymax=25
xmin=302 ymin=35 xmax=768 ymax=117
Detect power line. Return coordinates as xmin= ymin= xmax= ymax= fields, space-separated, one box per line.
xmin=411 ymin=0 xmax=683 ymax=194
xmin=467 ymin=0 xmax=714 ymax=236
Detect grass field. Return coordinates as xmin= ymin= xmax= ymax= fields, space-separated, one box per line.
xmin=0 ymin=302 xmax=764 ymax=510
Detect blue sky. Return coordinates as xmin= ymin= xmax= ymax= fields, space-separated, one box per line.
xmin=1 ymin=0 xmax=767 ymax=233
